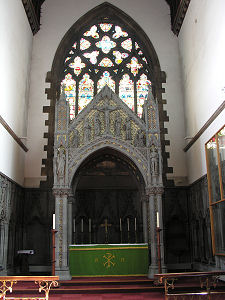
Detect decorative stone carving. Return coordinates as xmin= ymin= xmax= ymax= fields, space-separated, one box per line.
xmin=71 ymin=129 xmax=79 ymax=148
xmin=94 ymin=112 xmax=101 ymax=136
xmin=134 ymin=129 xmax=145 ymax=147
xmin=84 ymin=118 xmax=91 ymax=143
xmin=150 ymin=147 xmax=159 ymax=176
xmin=56 ymin=146 xmax=66 ymax=185
xmin=114 ymin=112 xmax=122 ymax=137
xmin=96 ymin=98 xmax=117 ymax=134
xmin=124 ymin=117 xmax=132 ymax=140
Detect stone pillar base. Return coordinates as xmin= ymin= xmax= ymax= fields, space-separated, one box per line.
xmin=162 ymin=264 xmax=167 ymax=273
xmin=148 ymin=263 xmax=158 ymax=279
xmin=0 ymin=269 xmax=7 ymax=276
xmin=56 ymin=268 xmax=71 ymax=280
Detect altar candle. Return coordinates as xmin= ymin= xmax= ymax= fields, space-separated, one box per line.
xmin=157 ymin=212 xmax=159 ymax=228
xmin=73 ymin=218 xmax=75 ymax=232
xmin=89 ymin=218 xmax=91 ymax=232
xmin=127 ymin=218 xmax=129 ymax=232
xmin=120 ymin=218 xmax=122 ymax=232
xmin=81 ymin=218 xmax=83 ymax=233
xmin=135 ymin=217 xmax=136 ymax=231
xmin=53 ymin=214 xmax=55 ymax=230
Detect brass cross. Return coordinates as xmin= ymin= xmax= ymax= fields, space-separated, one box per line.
xmin=100 ymin=218 xmax=112 ymax=234
xmin=100 ymin=218 xmax=112 ymax=243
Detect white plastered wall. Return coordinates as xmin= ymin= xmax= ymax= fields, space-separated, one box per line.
xmin=179 ymin=0 xmax=225 ymax=184
xmin=25 ymin=0 xmax=187 ymax=187
xmin=0 ymin=0 xmax=33 ymax=186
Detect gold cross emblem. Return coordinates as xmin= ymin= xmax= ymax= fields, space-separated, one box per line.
xmin=103 ymin=252 xmax=115 ymax=268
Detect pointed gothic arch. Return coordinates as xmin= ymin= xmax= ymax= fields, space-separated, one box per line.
xmin=70 ymin=146 xmax=147 ymax=245
xmin=43 ymin=2 xmax=171 ymax=189
xmin=46 ymin=3 xmax=171 ymax=280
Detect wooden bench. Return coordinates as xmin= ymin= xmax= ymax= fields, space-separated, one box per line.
xmin=0 ymin=276 xmax=59 ymax=300
xmin=154 ymin=271 xmax=225 ymax=300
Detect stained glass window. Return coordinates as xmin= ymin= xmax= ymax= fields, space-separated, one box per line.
xmin=113 ymin=51 xmax=129 ymax=64
xmin=97 ymin=71 xmax=115 ymax=93
xmin=69 ymin=56 xmax=85 ymax=76
xmin=100 ymin=23 xmax=113 ymax=32
xmin=119 ymin=74 xmax=134 ymax=111
xmin=83 ymin=51 xmax=99 ymax=64
xmin=84 ymin=25 xmax=99 ymax=39
xmin=96 ymin=36 xmax=116 ymax=53
xmin=80 ymin=38 xmax=91 ymax=50
xmin=98 ymin=58 xmax=114 ymax=67
xmin=127 ymin=57 xmax=143 ymax=76
xmin=137 ymin=74 xmax=151 ymax=117
xmin=61 ymin=74 xmax=76 ymax=119
xmin=62 ymin=22 xmax=151 ymax=119
xmin=78 ymin=74 xmax=94 ymax=112
xmin=121 ymin=38 xmax=132 ymax=51
xmin=113 ymin=26 xmax=128 ymax=39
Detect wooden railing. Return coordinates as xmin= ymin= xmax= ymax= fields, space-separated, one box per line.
xmin=0 ymin=276 xmax=59 ymax=300
xmin=154 ymin=271 xmax=225 ymax=300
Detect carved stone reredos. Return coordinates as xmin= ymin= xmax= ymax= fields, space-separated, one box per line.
xmin=68 ymin=85 xmax=150 ymax=186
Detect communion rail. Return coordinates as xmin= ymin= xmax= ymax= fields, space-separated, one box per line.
xmin=0 ymin=276 xmax=59 ymax=300
xmin=154 ymin=271 xmax=225 ymax=300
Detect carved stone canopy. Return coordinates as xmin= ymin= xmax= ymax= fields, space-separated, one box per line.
xmin=54 ymin=85 xmax=163 ymax=190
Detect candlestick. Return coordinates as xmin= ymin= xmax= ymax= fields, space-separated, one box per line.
xmin=53 ymin=214 xmax=55 ymax=230
xmin=73 ymin=218 xmax=75 ymax=233
xmin=120 ymin=218 xmax=122 ymax=232
xmin=81 ymin=218 xmax=83 ymax=233
xmin=89 ymin=218 xmax=91 ymax=233
xmin=135 ymin=217 xmax=136 ymax=231
xmin=157 ymin=212 xmax=159 ymax=228
xmin=127 ymin=218 xmax=129 ymax=232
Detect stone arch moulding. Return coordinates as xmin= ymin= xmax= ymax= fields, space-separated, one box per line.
xmin=69 ymin=143 xmax=148 ymax=189
xmin=43 ymin=2 xmax=173 ymax=189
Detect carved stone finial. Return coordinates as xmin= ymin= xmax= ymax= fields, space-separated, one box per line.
xmin=147 ymin=84 xmax=154 ymax=101
xmin=59 ymin=84 xmax=67 ymax=101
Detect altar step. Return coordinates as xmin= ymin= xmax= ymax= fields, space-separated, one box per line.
xmin=9 ymin=276 xmax=164 ymax=297
xmin=56 ymin=276 xmax=160 ymax=294
xmin=8 ymin=277 xmax=225 ymax=299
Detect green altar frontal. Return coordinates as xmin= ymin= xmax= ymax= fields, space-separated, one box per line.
xmin=69 ymin=244 xmax=149 ymax=276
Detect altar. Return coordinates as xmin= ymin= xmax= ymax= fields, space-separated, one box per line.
xmin=69 ymin=244 xmax=149 ymax=276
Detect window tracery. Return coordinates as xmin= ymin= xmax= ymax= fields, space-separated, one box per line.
xmin=61 ymin=22 xmax=152 ymax=119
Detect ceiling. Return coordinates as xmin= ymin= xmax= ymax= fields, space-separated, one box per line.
xmin=22 ymin=0 xmax=191 ymax=35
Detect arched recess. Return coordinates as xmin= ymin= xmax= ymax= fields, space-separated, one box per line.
xmin=69 ymin=142 xmax=149 ymax=188
xmin=70 ymin=147 xmax=147 ymax=244
xmin=43 ymin=2 xmax=172 ymax=189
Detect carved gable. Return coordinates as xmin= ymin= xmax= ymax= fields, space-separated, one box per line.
xmin=54 ymin=85 xmax=163 ymax=189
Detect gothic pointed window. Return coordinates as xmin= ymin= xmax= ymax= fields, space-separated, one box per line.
xmin=61 ymin=22 xmax=152 ymax=119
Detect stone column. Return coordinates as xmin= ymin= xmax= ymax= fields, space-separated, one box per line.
xmin=68 ymin=193 xmax=74 ymax=245
xmin=53 ymin=188 xmax=71 ymax=280
xmin=156 ymin=187 xmax=166 ymax=272
xmin=0 ymin=179 xmax=9 ymax=276
xmin=0 ymin=222 xmax=9 ymax=275
xmin=141 ymin=195 xmax=148 ymax=243
xmin=147 ymin=188 xmax=158 ymax=278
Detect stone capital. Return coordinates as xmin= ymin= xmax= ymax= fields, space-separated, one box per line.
xmin=145 ymin=187 xmax=157 ymax=196
xmin=156 ymin=186 xmax=164 ymax=195
xmin=53 ymin=187 xmax=70 ymax=197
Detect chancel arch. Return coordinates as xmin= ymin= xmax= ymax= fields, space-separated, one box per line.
xmin=47 ymin=2 xmax=170 ymax=280
xmin=70 ymin=147 xmax=147 ymax=245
